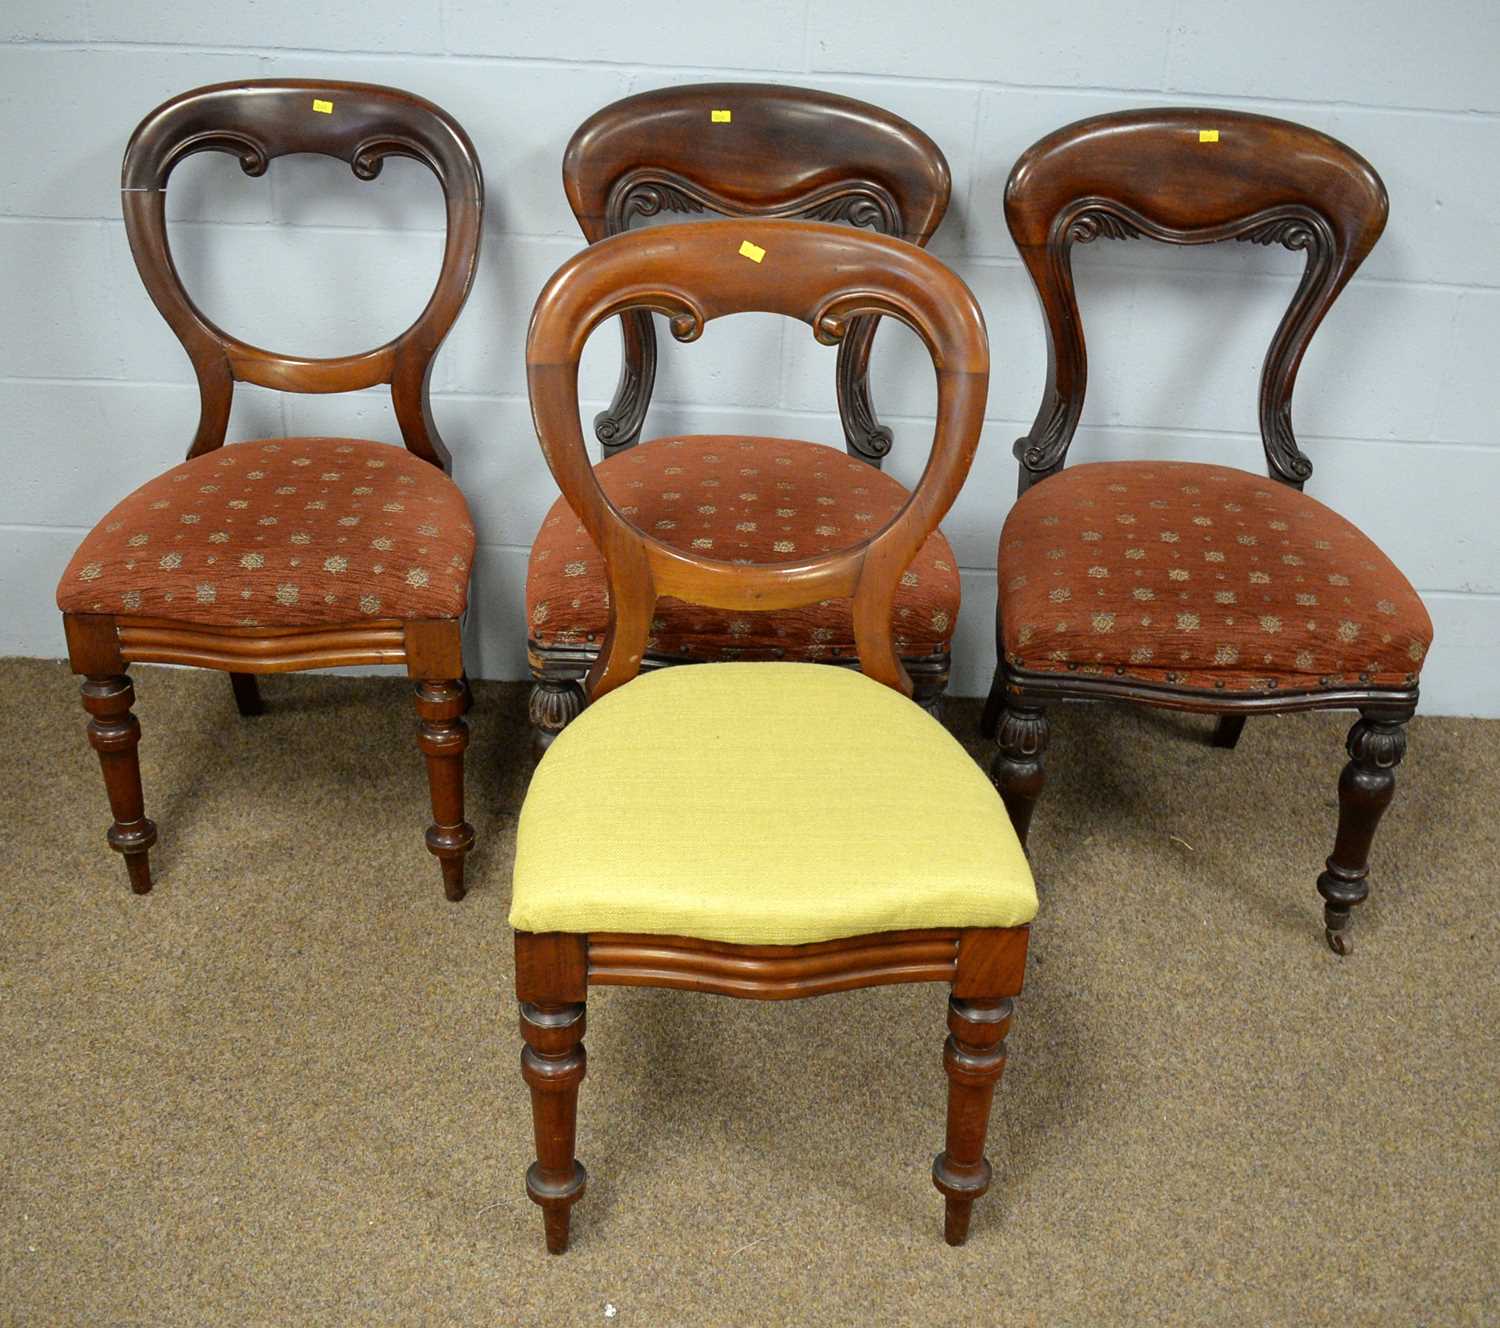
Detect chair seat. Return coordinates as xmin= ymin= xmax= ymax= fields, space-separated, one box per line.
xmin=998 ymin=460 xmax=1432 ymax=694
xmin=511 ymin=662 xmax=1037 ymax=945
xmin=56 ymin=438 xmax=475 ymax=627
xmin=526 ymin=435 xmax=960 ymax=661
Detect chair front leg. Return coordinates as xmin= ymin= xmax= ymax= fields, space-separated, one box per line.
xmin=1317 ymin=710 xmax=1409 ymax=955
xmin=932 ymin=995 xmax=1013 ymax=1246
xmin=413 ymin=679 xmax=475 ymax=901
xmin=991 ymin=702 xmax=1050 ymax=848
xmin=81 ymin=674 xmax=157 ymax=893
xmin=520 ymin=999 xmax=588 ymax=1254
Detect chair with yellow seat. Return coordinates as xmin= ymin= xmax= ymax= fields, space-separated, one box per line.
xmin=512 ymin=219 xmax=1037 ymax=1252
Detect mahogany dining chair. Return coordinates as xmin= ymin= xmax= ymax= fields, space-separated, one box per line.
xmin=511 ymin=220 xmax=1037 ymax=1251
xmin=983 ymin=109 xmax=1431 ymax=954
xmin=56 ymin=80 xmax=484 ymax=899
xmin=527 ymin=83 xmax=959 ymax=752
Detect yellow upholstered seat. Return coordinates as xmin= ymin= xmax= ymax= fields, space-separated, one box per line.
xmin=511 ymin=662 xmax=1037 ymax=946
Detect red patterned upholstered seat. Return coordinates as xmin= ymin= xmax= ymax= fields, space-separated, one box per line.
xmin=526 ymin=435 xmax=961 ymax=661
xmin=998 ymin=460 xmax=1431 ymax=695
xmin=57 ymin=438 xmax=475 ymax=627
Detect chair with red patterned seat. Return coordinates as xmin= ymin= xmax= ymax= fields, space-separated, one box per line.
xmin=56 ymin=79 xmax=483 ymax=900
xmin=982 ymin=108 xmax=1432 ymax=955
xmin=527 ymin=83 xmax=956 ymax=753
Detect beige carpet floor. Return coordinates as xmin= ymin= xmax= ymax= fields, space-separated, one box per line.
xmin=1 ymin=658 xmax=1496 ymax=1326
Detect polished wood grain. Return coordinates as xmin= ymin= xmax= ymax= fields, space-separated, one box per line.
xmin=564 ymin=82 xmax=950 ymax=462
xmin=527 ymin=220 xmax=987 ymax=706
xmin=1004 ymin=107 xmax=1387 ymax=494
xmin=64 ymin=80 xmax=483 ymax=899
xmin=516 ymin=221 xmax=1029 ymax=1251
xmin=122 ymin=78 xmax=482 ymax=468
xmin=986 ymin=107 xmax=1411 ymax=952
xmin=532 ymin=85 xmax=955 ymax=753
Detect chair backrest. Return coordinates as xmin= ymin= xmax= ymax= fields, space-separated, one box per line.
xmin=122 ymin=79 xmax=484 ymax=472
xmin=526 ymin=220 xmax=988 ymax=703
xmin=1004 ymin=108 xmax=1387 ymax=493
xmin=563 ymin=83 xmax=952 ymax=464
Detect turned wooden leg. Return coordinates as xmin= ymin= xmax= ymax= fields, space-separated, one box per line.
xmin=229 ymin=671 xmax=264 ymax=717
xmin=528 ymin=675 xmax=584 ymax=763
xmin=81 ymin=675 xmax=157 ymax=893
xmin=1317 ymin=711 xmax=1408 ymax=956
xmin=1211 ymin=715 xmax=1246 ymax=749
xmin=521 ymin=1000 xmax=588 ymax=1254
xmin=413 ymin=679 xmax=475 ymax=901
xmin=932 ymin=995 xmax=1013 ymax=1246
xmin=991 ymin=703 xmax=1049 ymax=848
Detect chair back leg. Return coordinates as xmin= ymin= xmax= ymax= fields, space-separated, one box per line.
xmin=228 ymin=672 xmax=264 ymax=716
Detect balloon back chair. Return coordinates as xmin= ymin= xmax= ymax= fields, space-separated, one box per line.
xmin=983 ymin=109 xmax=1432 ymax=953
xmin=56 ymin=80 xmax=483 ymax=899
xmin=527 ymin=83 xmax=958 ymax=751
xmin=511 ymin=220 xmax=1037 ymax=1252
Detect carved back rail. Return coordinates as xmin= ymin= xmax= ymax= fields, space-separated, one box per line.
xmin=526 ymin=220 xmax=988 ymax=702
xmin=1004 ymin=108 xmax=1387 ymax=492
xmin=122 ymin=79 xmax=484 ymax=472
xmin=563 ymin=83 xmax=952 ymax=463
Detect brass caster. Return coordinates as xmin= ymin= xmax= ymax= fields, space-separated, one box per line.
xmin=1326 ymin=926 xmax=1352 ymax=957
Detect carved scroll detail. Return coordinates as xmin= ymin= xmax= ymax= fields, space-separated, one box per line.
xmin=1014 ymin=199 xmax=1336 ymax=490
xmin=597 ymin=170 xmax=905 ymax=461
xmin=167 ymin=129 xmax=271 ymax=179
xmin=800 ymin=190 xmax=895 ymax=232
xmin=609 ymin=178 xmax=708 ymax=229
xmin=1068 ymin=208 xmax=1144 ymax=243
xmin=351 ymin=135 xmax=423 ymax=181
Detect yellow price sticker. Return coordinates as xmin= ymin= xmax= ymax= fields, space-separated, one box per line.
xmin=738 ymin=240 xmax=766 ymax=264
xmin=312 ymin=98 xmax=334 ymax=114
xmin=1198 ymin=128 xmax=1220 ymax=143
xmin=711 ymin=108 xmax=732 ymax=123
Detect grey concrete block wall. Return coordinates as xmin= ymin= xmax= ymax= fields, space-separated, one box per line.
xmin=1 ymin=2 xmax=1496 ymax=713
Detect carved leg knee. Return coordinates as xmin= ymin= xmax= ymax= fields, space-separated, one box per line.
xmin=414 ymin=679 xmax=475 ymax=902
xmin=1317 ymin=712 xmax=1408 ymax=955
xmin=932 ymin=996 xmax=1012 ymax=1246
xmin=990 ymin=704 xmax=1049 ymax=848
xmin=82 ymin=675 xmax=157 ymax=893
xmin=229 ymin=672 xmax=264 ymax=717
xmin=528 ymin=677 xmax=584 ymax=763
xmin=521 ymin=1001 xmax=588 ymax=1254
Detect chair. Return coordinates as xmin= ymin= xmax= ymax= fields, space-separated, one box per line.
xmin=527 ymin=84 xmax=956 ymax=752
xmin=56 ymin=80 xmax=483 ymax=900
xmin=512 ymin=220 xmax=1037 ymax=1252
xmin=982 ymin=109 xmax=1432 ymax=954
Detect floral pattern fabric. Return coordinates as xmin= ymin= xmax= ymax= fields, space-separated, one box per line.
xmin=527 ymin=436 xmax=960 ymax=661
xmin=998 ymin=460 xmax=1431 ymax=694
xmin=57 ymin=438 xmax=474 ymax=626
